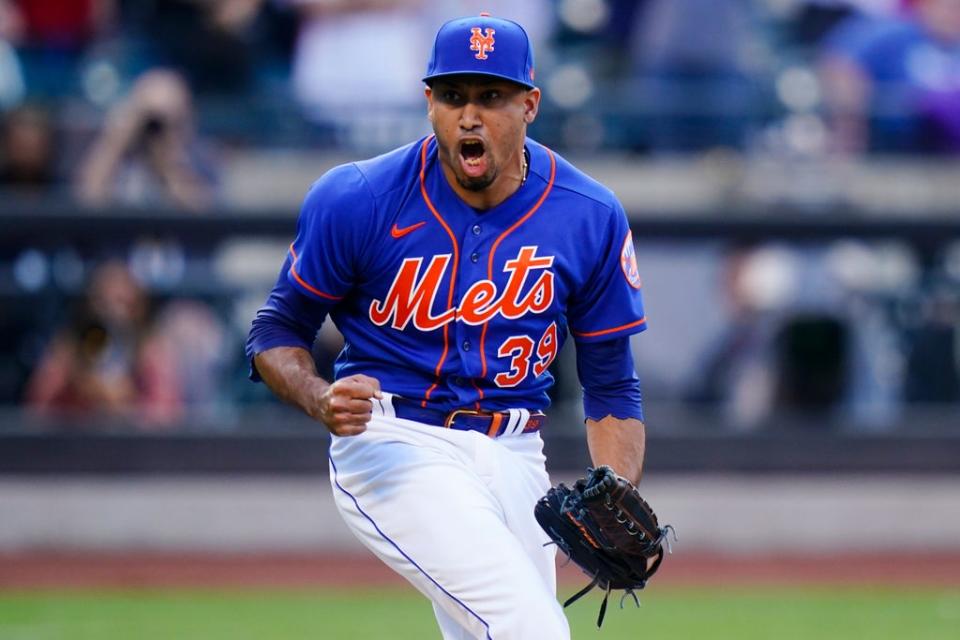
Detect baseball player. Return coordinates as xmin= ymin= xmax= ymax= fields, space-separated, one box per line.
xmin=247 ymin=14 xmax=647 ymax=639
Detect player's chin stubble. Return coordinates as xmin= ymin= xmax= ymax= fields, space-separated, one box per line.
xmin=457 ymin=170 xmax=497 ymax=192
xmin=454 ymin=154 xmax=498 ymax=192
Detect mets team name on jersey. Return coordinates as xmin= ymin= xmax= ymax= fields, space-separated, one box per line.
xmin=287 ymin=136 xmax=646 ymax=411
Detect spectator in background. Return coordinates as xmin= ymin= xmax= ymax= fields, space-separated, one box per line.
xmin=0 ymin=0 xmax=25 ymax=108
xmin=74 ymin=68 xmax=218 ymax=211
xmin=787 ymin=1 xmax=902 ymax=46
xmin=25 ymin=259 xmax=182 ymax=428
xmin=820 ymin=0 xmax=960 ymax=153
xmin=686 ymin=246 xmax=784 ymax=428
xmin=290 ymin=1 xmax=552 ymax=149
xmin=126 ymin=0 xmax=266 ymax=98
xmin=903 ymin=283 xmax=960 ymax=402
xmin=11 ymin=0 xmax=113 ymax=52
xmin=0 ymin=104 xmax=57 ymax=196
xmin=687 ymin=245 xmax=855 ymax=429
xmin=153 ymin=299 xmax=229 ymax=416
xmin=9 ymin=0 xmax=115 ymax=97
xmin=290 ymin=0 xmax=429 ymax=148
xmin=629 ymin=0 xmax=758 ymax=152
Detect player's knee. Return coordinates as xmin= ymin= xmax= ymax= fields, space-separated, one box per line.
xmin=491 ymin=594 xmax=569 ymax=640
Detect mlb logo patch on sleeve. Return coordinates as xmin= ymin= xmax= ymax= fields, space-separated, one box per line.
xmin=620 ymin=230 xmax=642 ymax=289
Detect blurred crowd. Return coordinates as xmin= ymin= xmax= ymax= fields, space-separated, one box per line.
xmin=3 ymin=1 xmax=960 ymax=205
xmin=654 ymin=241 xmax=960 ymax=431
xmin=2 ymin=0 xmax=960 ymax=431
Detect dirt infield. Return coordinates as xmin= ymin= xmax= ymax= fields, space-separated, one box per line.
xmin=2 ymin=551 xmax=959 ymax=590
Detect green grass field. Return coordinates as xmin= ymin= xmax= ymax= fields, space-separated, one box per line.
xmin=1 ymin=586 xmax=958 ymax=639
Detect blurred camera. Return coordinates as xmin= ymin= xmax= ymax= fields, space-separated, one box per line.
xmin=141 ymin=114 xmax=167 ymax=138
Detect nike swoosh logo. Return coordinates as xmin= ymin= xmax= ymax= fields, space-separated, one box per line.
xmin=390 ymin=221 xmax=426 ymax=239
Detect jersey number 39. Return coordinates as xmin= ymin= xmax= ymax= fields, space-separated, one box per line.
xmin=494 ymin=322 xmax=558 ymax=388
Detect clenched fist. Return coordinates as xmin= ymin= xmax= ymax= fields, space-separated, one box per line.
xmin=313 ymin=374 xmax=382 ymax=436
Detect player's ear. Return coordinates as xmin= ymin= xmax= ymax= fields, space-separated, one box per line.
xmin=424 ymin=85 xmax=435 ymax=121
xmin=523 ymin=88 xmax=541 ymax=124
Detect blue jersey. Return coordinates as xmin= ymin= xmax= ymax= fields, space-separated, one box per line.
xmin=281 ymin=135 xmax=645 ymax=412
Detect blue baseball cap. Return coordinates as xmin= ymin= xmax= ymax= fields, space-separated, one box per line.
xmin=423 ymin=14 xmax=536 ymax=89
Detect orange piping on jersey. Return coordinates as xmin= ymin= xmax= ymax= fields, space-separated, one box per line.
xmin=418 ymin=136 xmax=460 ymax=407
xmin=470 ymin=379 xmax=484 ymax=411
xmin=288 ymin=244 xmax=344 ymax=301
xmin=420 ymin=326 xmax=449 ymax=406
xmin=571 ymin=317 xmax=647 ymax=339
xmin=479 ymin=147 xmax=557 ymax=378
xmin=422 ymin=381 xmax=440 ymax=407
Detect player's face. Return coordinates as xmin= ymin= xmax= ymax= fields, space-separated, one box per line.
xmin=426 ymin=77 xmax=540 ymax=195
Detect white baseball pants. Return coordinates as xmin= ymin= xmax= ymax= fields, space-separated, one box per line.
xmin=328 ymin=397 xmax=570 ymax=640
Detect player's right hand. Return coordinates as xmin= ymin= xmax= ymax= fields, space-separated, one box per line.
xmin=314 ymin=374 xmax=382 ymax=437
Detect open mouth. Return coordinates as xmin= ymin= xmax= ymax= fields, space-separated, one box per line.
xmin=459 ymin=139 xmax=487 ymax=178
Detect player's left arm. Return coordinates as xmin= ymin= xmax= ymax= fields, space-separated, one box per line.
xmin=576 ymin=336 xmax=646 ymax=485
xmin=568 ymin=200 xmax=648 ymax=484
xmin=578 ymin=338 xmax=658 ymax=573
xmin=586 ymin=415 xmax=645 ymax=486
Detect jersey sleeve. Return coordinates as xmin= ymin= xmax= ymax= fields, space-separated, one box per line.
xmin=576 ymin=336 xmax=644 ymax=422
xmin=245 ymin=254 xmax=335 ymax=382
xmin=286 ymin=163 xmax=376 ymax=301
xmin=567 ymin=202 xmax=647 ymax=343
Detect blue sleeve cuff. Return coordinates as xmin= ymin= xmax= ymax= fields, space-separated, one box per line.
xmin=576 ymin=336 xmax=644 ymax=422
xmin=246 ymin=309 xmax=316 ymax=382
xmin=246 ymin=258 xmax=335 ymax=382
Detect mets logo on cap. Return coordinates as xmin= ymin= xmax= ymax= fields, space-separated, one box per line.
xmin=620 ymin=231 xmax=642 ymax=289
xmin=470 ymin=27 xmax=495 ymax=60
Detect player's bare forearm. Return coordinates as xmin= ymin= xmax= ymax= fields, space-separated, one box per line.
xmin=585 ymin=415 xmax=646 ymax=485
xmin=254 ymin=346 xmax=381 ymax=436
xmin=254 ymin=346 xmax=329 ymax=416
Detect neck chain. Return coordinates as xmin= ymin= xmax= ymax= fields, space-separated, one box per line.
xmin=521 ymin=147 xmax=529 ymax=186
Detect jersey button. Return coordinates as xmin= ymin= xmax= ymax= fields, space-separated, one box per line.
xmin=462 ymin=340 xmax=471 ymax=351
xmin=472 ymin=224 xmax=481 ymax=235
xmin=470 ymin=252 xmax=479 ymax=263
